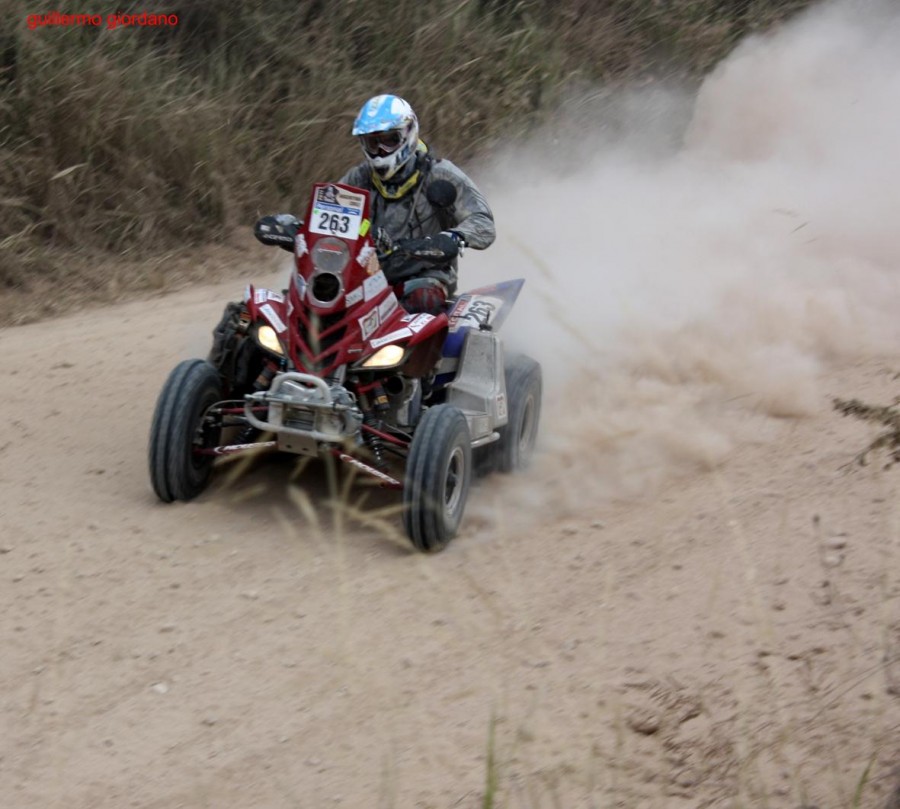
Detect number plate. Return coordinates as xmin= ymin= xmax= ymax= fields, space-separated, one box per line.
xmin=310 ymin=185 xmax=366 ymax=240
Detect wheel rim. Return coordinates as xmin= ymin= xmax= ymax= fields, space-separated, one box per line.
xmin=517 ymin=394 xmax=536 ymax=456
xmin=443 ymin=446 xmax=465 ymax=518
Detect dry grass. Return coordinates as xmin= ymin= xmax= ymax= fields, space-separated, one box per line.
xmin=834 ymin=396 xmax=900 ymax=469
xmin=1 ymin=0 xmax=813 ymax=320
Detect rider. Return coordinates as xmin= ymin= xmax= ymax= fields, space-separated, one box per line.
xmin=338 ymin=94 xmax=496 ymax=315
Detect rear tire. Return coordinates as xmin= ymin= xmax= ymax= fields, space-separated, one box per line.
xmin=475 ymin=354 xmax=543 ymax=477
xmin=149 ymin=359 xmax=223 ymax=502
xmin=496 ymin=354 xmax=542 ymax=473
xmin=403 ymin=404 xmax=472 ymax=552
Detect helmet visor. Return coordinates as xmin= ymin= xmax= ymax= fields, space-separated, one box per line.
xmin=359 ymin=129 xmax=404 ymax=157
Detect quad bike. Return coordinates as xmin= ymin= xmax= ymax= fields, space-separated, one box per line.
xmin=148 ymin=180 xmax=541 ymax=551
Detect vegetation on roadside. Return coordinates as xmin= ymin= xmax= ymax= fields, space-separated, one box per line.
xmin=834 ymin=396 xmax=900 ymax=468
xmin=0 ymin=0 xmax=813 ymax=319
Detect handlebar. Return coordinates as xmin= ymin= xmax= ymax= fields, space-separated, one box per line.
xmin=254 ymin=214 xmax=301 ymax=252
xmin=254 ymin=212 xmax=461 ymax=280
xmin=377 ymin=234 xmax=460 ymax=283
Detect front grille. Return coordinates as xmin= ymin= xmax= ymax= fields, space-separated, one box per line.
xmin=294 ymin=311 xmax=347 ymax=373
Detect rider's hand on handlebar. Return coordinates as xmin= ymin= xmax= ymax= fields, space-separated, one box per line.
xmin=254 ymin=214 xmax=301 ymax=252
xmin=440 ymin=230 xmax=466 ymax=256
xmin=373 ymin=226 xmax=394 ymax=256
xmin=394 ymin=232 xmax=460 ymax=261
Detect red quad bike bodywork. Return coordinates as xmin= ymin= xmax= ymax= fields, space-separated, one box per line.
xmin=148 ymin=182 xmax=542 ymax=552
xmin=246 ymin=183 xmax=448 ymax=380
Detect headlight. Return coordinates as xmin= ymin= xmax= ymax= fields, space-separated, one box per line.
xmin=362 ymin=344 xmax=405 ymax=369
xmin=256 ymin=324 xmax=284 ymax=356
xmin=311 ymin=237 xmax=350 ymax=273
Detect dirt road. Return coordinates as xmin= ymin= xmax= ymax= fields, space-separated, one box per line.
xmin=5 ymin=3 xmax=900 ymax=804
xmin=1 ymin=274 xmax=898 ymax=809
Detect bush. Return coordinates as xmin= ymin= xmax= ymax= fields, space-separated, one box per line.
xmin=0 ymin=0 xmax=813 ymax=304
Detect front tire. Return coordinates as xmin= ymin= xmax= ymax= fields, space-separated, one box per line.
xmin=403 ymin=404 xmax=472 ymax=552
xmin=149 ymin=359 xmax=223 ymax=502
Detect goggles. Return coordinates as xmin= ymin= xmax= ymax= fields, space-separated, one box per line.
xmin=359 ymin=129 xmax=404 ymax=156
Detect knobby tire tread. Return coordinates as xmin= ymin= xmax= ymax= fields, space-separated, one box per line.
xmin=403 ymin=404 xmax=443 ymax=550
xmin=149 ymin=359 xmax=221 ymax=502
xmin=498 ymin=355 xmax=542 ymax=474
xmin=149 ymin=359 xmax=194 ymax=502
xmin=403 ymin=404 xmax=471 ymax=552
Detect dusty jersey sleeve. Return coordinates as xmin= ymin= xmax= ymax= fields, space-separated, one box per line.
xmin=432 ymin=159 xmax=496 ymax=250
xmin=337 ymin=163 xmax=370 ymax=189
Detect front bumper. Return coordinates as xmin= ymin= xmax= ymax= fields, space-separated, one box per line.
xmin=244 ymin=372 xmax=363 ymax=456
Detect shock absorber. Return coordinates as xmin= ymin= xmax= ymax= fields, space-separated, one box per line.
xmin=363 ymin=412 xmax=386 ymax=469
xmin=253 ymin=359 xmax=280 ymax=392
xmin=360 ymin=382 xmax=390 ymax=469
xmin=237 ymin=359 xmax=280 ymax=444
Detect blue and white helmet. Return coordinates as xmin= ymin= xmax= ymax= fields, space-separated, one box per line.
xmin=352 ymin=94 xmax=419 ymax=182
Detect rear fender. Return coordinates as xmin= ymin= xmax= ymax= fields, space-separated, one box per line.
xmin=442 ymin=278 xmax=524 ymax=360
xmin=433 ymin=278 xmax=524 ymax=387
xmin=446 ymin=328 xmax=508 ymax=441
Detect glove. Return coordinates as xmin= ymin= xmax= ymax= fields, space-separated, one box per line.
xmin=254 ymin=214 xmax=301 ymax=251
xmin=440 ymin=230 xmax=466 ymax=256
xmin=373 ymin=226 xmax=394 ymax=255
xmin=396 ymin=232 xmax=460 ymax=261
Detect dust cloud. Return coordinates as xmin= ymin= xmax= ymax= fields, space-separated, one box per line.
xmin=467 ymin=0 xmax=900 ymax=512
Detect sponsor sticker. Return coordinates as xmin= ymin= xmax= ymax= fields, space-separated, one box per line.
xmin=295 ymin=233 xmax=308 ymax=257
xmin=363 ymin=271 xmax=388 ymax=301
xmin=370 ymin=328 xmax=412 ymax=349
xmin=259 ymin=303 xmax=286 ymax=333
xmin=355 ymin=244 xmax=381 ymax=275
xmin=449 ymin=295 xmax=503 ymax=332
xmin=358 ymin=308 xmax=380 ymax=340
xmin=310 ymin=185 xmax=366 ymax=240
xmin=377 ymin=293 xmax=398 ymax=322
xmin=447 ymin=298 xmax=468 ymax=318
xmin=345 ymin=287 xmax=363 ymax=307
xmin=255 ymin=289 xmax=284 ymax=304
xmin=356 ymin=244 xmax=375 ymax=267
xmin=496 ymin=392 xmax=508 ymax=421
xmin=407 ymin=313 xmax=434 ymax=333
